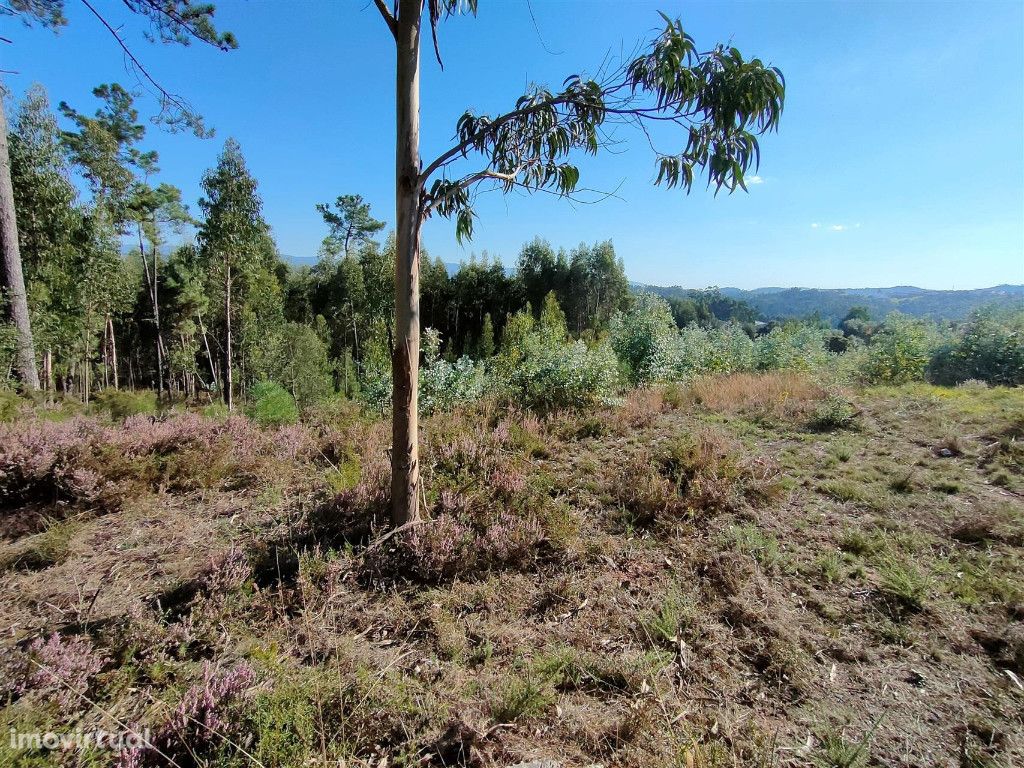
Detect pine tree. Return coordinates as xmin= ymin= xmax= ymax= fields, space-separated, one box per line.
xmin=198 ymin=139 xmax=268 ymax=410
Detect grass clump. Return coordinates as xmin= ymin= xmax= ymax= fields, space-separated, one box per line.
xmin=811 ymin=728 xmax=873 ymax=768
xmin=878 ymin=557 xmax=932 ymax=614
xmin=642 ymin=589 xmax=695 ymax=647
xmin=610 ymin=428 xmax=782 ymax=527
xmin=728 ymin=524 xmax=784 ymax=570
xmin=808 ymin=394 xmax=860 ymax=432
xmin=488 ymin=671 xmax=555 ymax=723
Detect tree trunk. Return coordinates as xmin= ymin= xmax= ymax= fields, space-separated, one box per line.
xmin=391 ymin=0 xmax=423 ymax=526
xmin=223 ymin=263 xmax=233 ymax=410
xmin=198 ymin=310 xmax=218 ymax=391
xmin=43 ymin=347 xmax=52 ymax=393
xmin=107 ymin=313 xmax=118 ymax=389
xmin=0 ymin=91 xmax=40 ymax=391
xmin=138 ymin=226 xmax=166 ymax=398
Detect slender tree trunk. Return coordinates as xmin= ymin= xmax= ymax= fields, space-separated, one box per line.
xmin=101 ymin=315 xmax=110 ymax=389
xmin=223 ymin=263 xmax=233 ymax=410
xmin=107 ymin=314 xmax=118 ymax=389
xmin=391 ymin=0 xmax=423 ymax=526
xmin=138 ymin=226 xmax=166 ymax=398
xmin=198 ymin=310 xmax=218 ymax=391
xmin=0 ymin=88 xmax=39 ymax=391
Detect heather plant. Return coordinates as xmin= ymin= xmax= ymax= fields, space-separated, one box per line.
xmin=15 ymin=633 xmax=108 ymax=711
xmin=0 ymin=412 xmax=315 ymax=505
xmin=118 ymin=661 xmax=257 ymax=767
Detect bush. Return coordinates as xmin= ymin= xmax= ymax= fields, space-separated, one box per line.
xmin=0 ymin=389 xmax=23 ymax=422
xmin=754 ymin=325 xmax=834 ymax=373
xmin=499 ymin=335 xmax=620 ymax=411
xmin=276 ymin=322 xmax=334 ymax=410
xmin=247 ymin=381 xmax=299 ymax=426
xmin=91 ymin=389 xmax=158 ymax=421
xmin=863 ymin=313 xmax=938 ymax=384
xmin=927 ymin=308 xmax=1024 ymax=386
xmin=665 ymin=323 xmax=755 ymax=379
xmin=419 ymin=328 xmax=486 ymax=415
xmin=609 ymin=293 xmax=677 ymax=384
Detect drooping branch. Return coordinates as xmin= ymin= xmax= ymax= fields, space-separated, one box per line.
xmin=78 ymin=0 xmax=236 ymax=135
xmin=419 ymin=13 xmax=785 ymax=240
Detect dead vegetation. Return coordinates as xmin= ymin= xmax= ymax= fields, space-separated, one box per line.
xmin=1 ymin=373 xmax=1022 ymax=767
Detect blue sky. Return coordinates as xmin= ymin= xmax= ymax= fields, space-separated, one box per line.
xmin=5 ymin=0 xmax=1023 ymax=289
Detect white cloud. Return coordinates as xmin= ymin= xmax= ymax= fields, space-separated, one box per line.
xmin=811 ymin=222 xmax=862 ymax=232
xmin=747 ymin=175 xmax=764 ymax=185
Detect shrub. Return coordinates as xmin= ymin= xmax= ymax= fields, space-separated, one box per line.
xmin=0 ymin=389 xmax=23 ymax=422
xmin=863 ymin=313 xmax=938 ymax=384
xmin=0 ymin=413 xmax=314 ymax=507
xmin=246 ymin=381 xmax=299 ymax=426
xmin=276 ymin=322 xmax=334 ymax=410
xmin=498 ymin=332 xmax=620 ymax=412
xmin=15 ymin=633 xmax=107 ymax=711
xmin=754 ymin=325 xmax=834 ymax=373
xmin=609 ymin=292 xmax=677 ymax=384
xmin=419 ymin=328 xmax=486 ymax=415
xmin=665 ymin=322 xmax=755 ymax=379
xmin=91 ymin=389 xmax=158 ymax=421
xmin=928 ymin=308 xmax=1024 ymax=386
xmin=808 ymin=394 xmax=860 ymax=431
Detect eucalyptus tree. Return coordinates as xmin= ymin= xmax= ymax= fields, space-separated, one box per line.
xmin=7 ymin=84 xmax=81 ymax=389
xmin=197 ymin=138 xmax=268 ymax=411
xmin=0 ymin=0 xmax=235 ymax=390
xmin=0 ymin=85 xmax=40 ymax=389
xmin=370 ymin=2 xmax=785 ymax=525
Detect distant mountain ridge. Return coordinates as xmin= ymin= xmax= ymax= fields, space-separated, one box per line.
xmin=644 ymin=284 xmax=1024 ymax=324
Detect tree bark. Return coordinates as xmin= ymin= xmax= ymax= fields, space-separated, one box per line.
xmin=138 ymin=225 xmax=166 ymax=398
xmin=223 ymin=262 xmax=233 ymax=410
xmin=390 ymin=0 xmax=423 ymax=526
xmin=0 ymin=89 xmax=40 ymax=390
xmin=106 ymin=313 xmax=118 ymax=389
xmin=198 ymin=310 xmax=218 ymax=391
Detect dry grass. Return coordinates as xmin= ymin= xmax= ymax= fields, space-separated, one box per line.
xmin=684 ymin=370 xmax=830 ymax=421
xmin=1 ymin=377 xmax=1022 ymax=767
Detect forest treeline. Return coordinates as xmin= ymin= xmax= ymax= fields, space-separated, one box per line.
xmin=0 ymin=83 xmax=755 ymax=402
xmin=2 ymin=83 xmax=1022 ymax=416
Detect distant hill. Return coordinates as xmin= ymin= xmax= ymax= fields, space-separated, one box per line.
xmin=642 ymin=284 xmax=1024 ymax=325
